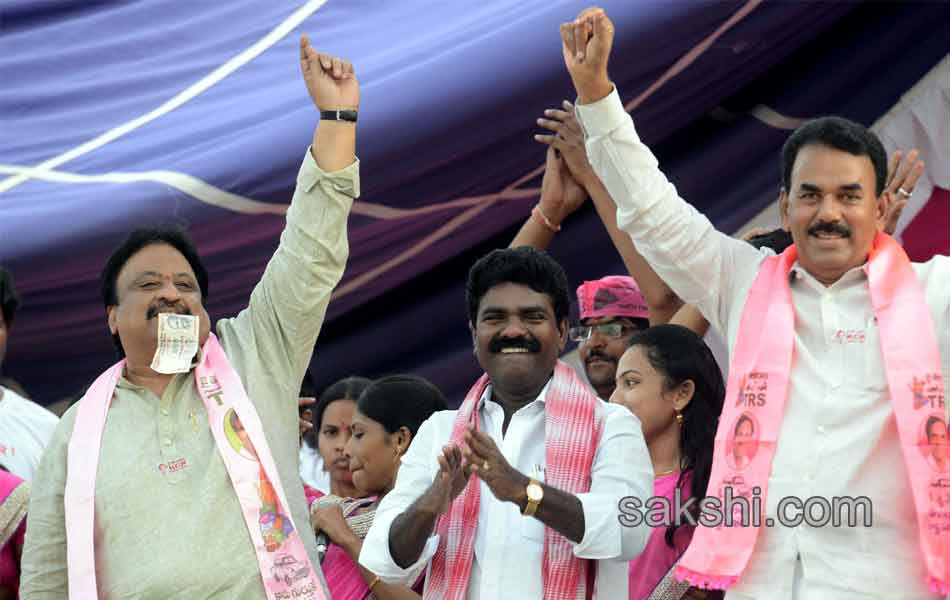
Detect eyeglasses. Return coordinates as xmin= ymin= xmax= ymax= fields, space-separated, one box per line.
xmin=569 ymin=323 xmax=632 ymax=342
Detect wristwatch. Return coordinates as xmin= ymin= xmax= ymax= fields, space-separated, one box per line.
xmin=522 ymin=478 xmax=544 ymax=517
xmin=320 ymin=109 xmax=357 ymax=122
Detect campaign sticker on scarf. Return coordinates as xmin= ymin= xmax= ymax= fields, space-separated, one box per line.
xmin=735 ymin=372 xmax=768 ymax=408
xmin=910 ymin=373 xmax=945 ymax=410
xmin=150 ymin=314 xmax=199 ymax=374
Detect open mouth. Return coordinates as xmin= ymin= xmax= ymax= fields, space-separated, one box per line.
xmin=810 ymin=232 xmax=848 ymax=248
xmin=499 ymin=347 xmax=530 ymax=354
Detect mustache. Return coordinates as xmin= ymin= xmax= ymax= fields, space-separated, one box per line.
xmin=808 ymin=221 xmax=850 ymax=237
xmin=146 ymin=301 xmax=192 ymax=320
xmin=585 ymin=349 xmax=616 ymax=365
xmin=489 ymin=335 xmax=541 ymax=354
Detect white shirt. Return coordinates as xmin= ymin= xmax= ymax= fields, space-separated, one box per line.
xmin=575 ymin=89 xmax=950 ymax=600
xmin=359 ymin=380 xmax=653 ymax=599
xmin=299 ymin=441 xmax=331 ymax=493
xmin=0 ymin=386 xmax=59 ymax=481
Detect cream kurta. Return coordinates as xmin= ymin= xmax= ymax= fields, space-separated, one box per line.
xmin=20 ymin=150 xmax=357 ymax=599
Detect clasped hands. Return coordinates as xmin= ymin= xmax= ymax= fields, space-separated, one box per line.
xmin=421 ymin=428 xmax=530 ymax=516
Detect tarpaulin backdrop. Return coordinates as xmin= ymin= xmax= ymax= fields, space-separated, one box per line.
xmin=2 ymin=1 xmax=948 ymax=405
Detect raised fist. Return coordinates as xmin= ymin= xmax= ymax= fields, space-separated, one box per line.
xmin=299 ymin=35 xmax=359 ymax=111
xmin=560 ymin=7 xmax=615 ymax=104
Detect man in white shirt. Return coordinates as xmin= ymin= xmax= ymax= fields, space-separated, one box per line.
xmin=0 ymin=266 xmax=59 ymax=481
xmin=360 ymin=246 xmax=653 ymax=599
xmin=561 ymin=7 xmax=949 ymax=599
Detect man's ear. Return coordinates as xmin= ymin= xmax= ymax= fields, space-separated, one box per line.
xmin=199 ymin=306 xmax=211 ymax=345
xmin=778 ymin=188 xmax=791 ymax=231
xmin=876 ymin=190 xmax=891 ymax=232
xmin=107 ymin=305 xmax=118 ymax=335
xmin=558 ymin=318 xmax=568 ymax=353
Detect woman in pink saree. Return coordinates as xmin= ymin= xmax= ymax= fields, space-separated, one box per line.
xmin=0 ymin=468 xmax=28 ymax=600
xmin=310 ymin=375 xmax=447 ymax=600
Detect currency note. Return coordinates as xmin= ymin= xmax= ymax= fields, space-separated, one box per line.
xmin=150 ymin=313 xmax=199 ymax=374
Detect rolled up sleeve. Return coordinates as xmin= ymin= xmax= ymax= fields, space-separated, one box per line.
xmin=571 ymin=403 xmax=653 ymax=562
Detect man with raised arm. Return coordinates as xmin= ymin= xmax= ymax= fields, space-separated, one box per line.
xmin=562 ymin=7 xmax=948 ymax=599
xmin=21 ymin=36 xmax=359 ymax=600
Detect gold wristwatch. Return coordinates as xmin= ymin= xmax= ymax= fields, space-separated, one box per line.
xmin=522 ymin=478 xmax=544 ymax=517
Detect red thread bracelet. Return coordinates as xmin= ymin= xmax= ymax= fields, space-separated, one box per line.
xmin=532 ymin=205 xmax=561 ymax=233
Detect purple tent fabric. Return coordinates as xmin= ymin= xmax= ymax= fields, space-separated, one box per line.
xmin=1 ymin=1 xmax=947 ymax=405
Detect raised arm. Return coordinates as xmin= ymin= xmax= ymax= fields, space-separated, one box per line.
xmin=221 ymin=36 xmax=358 ymax=390
xmin=534 ymin=101 xmax=683 ymax=325
xmin=562 ymin=9 xmax=761 ymax=330
xmin=510 ymin=146 xmax=588 ymax=250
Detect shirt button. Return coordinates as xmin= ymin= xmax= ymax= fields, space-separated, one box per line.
xmin=163 ymin=438 xmax=173 ymax=447
xmin=817 ymin=425 xmax=825 ymax=433
xmin=161 ymin=408 xmax=170 ymax=416
xmin=803 ymin=473 xmax=814 ymax=482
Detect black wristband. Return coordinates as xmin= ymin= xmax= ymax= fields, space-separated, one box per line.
xmin=320 ymin=109 xmax=357 ymax=123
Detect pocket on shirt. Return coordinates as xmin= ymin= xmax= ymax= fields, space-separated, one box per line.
xmin=864 ymin=319 xmax=889 ymax=392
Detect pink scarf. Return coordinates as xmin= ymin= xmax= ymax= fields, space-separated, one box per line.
xmin=676 ymin=233 xmax=949 ymax=592
xmin=64 ymin=334 xmax=327 ymax=600
xmin=424 ymin=361 xmax=603 ymax=600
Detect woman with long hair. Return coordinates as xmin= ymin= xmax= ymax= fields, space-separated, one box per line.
xmin=310 ymin=375 xmax=447 ymax=600
xmin=302 ymin=376 xmax=372 ymax=504
xmin=609 ymin=324 xmax=725 ymax=600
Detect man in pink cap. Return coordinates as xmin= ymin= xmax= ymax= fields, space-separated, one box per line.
xmin=573 ymin=275 xmax=650 ymax=399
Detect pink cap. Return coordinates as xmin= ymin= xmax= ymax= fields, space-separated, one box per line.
xmin=576 ymin=275 xmax=649 ymax=321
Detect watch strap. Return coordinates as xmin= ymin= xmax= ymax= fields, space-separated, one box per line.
xmin=320 ymin=109 xmax=358 ymax=122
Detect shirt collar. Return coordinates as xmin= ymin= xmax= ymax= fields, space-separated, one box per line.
xmin=116 ymin=346 xmax=203 ymax=392
xmin=117 ymin=367 xmax=193 ymax=394
xmin=476 ymin=377 xmax=553 ymax=413
xmin=789 ymin=260 xmax=869 ymax=288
